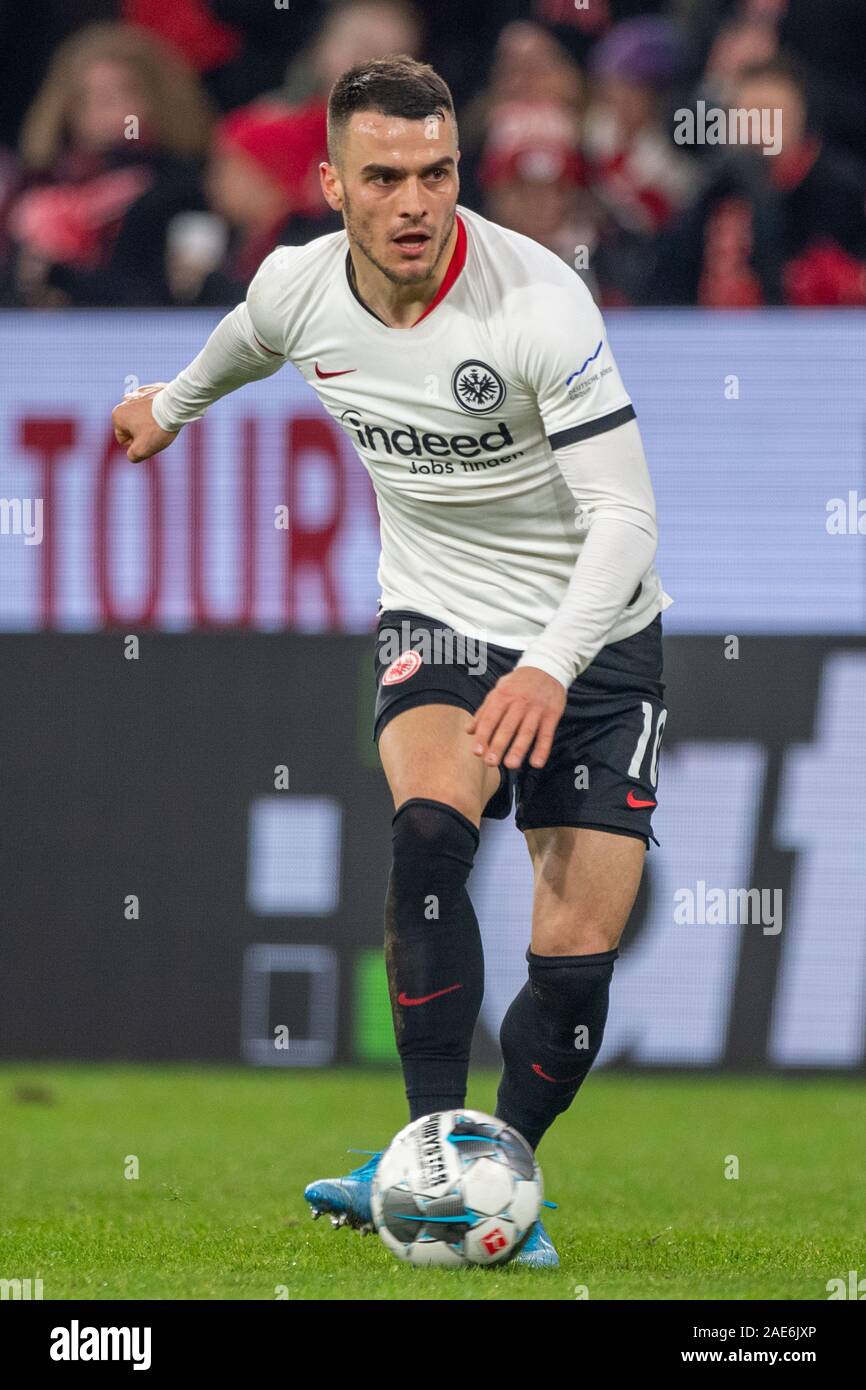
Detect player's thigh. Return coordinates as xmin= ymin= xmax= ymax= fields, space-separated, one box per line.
xmin=378 ymin=702 xmax=502 ymax=826
xmin=524 ymin=825 xmax=645 ymax=955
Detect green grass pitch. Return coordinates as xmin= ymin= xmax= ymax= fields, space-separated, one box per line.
xmin=2 ymin=1064 xmax=863 ymax=1301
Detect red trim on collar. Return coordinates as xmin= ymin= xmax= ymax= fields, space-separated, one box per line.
xmin=410 ymin=213 xmax=467 ymax=326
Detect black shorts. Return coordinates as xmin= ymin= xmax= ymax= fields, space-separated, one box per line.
xmin=372 ymin=606 xmax=667 ymax=848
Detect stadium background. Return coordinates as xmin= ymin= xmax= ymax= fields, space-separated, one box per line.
xmin=1 ymin=0 xmax=865 ymax=1080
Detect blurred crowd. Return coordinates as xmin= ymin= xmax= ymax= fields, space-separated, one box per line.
xmin=1 ymin=0 xmax=864 ymax=310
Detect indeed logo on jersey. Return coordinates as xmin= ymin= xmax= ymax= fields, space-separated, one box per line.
xmin=339 ymin=407 xmax=515 ymax=467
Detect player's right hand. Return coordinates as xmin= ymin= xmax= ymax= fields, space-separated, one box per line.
xmin=112 ymin=383 xmax=178 ymax=462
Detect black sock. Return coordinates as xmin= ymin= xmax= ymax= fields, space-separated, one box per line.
xmin=495 ymin=946 xmax=618 ymax=1151
xmin=384 ymin=798 xmax=484 ymax=1120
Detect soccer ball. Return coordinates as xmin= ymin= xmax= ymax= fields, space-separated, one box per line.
xmin=371 ymin=1109 xmax=542 ymax=1266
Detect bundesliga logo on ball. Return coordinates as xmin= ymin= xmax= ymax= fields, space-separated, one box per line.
xmin=371 ymin=1110 xmax=543 ymax=1267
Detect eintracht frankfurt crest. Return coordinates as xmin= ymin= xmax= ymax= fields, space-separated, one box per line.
xmin=451 ymin=360 xmax=507 ymax=414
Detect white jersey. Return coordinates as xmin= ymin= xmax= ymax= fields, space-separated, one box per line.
xmin=154 ymin=204 xmax=672 ymax=683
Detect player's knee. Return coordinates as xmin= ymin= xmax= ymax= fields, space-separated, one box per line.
xmin=533 ymin=919 xmax=622 ymax=956
xmin=527 ymin=951 xmax=617 ymax=1018
xmin=390 ymin=797 xmax=480 ymax=900
xmin=501 ymin=949 xmax=618 ymax=1059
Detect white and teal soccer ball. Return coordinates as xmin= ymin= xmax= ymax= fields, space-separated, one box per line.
xmin=371 ymin=1109 xmax=542 ymax=1267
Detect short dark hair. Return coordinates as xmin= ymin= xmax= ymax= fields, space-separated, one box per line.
xmin=327 ymin=55 xmax=455 ymax=165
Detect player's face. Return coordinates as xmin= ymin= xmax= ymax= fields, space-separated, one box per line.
xmin=322 ymin=111 xmax=460 ymax=286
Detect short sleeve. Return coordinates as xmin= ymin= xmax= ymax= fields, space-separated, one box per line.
xmin=512 ymin=272 xmax=635 ymax=451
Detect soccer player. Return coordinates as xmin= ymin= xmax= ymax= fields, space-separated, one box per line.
xmin=112 ymin=56 xmax=671 ymax=1268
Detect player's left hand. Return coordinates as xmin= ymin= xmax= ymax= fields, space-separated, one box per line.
xmin=466 ymin=666 xmax=567 ymax=771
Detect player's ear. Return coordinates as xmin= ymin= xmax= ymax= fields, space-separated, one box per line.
xmin=319 ymin=160 xmax=343 ymax=212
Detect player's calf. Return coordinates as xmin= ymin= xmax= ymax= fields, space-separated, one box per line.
xmin=385 ymin=798 xmax=485 ymax=1120
xmin=495 ymin=946 xmax=619 ymax=1151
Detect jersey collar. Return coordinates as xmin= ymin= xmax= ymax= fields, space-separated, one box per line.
xmin=344 ymin=212 xmax=467 ymax=328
